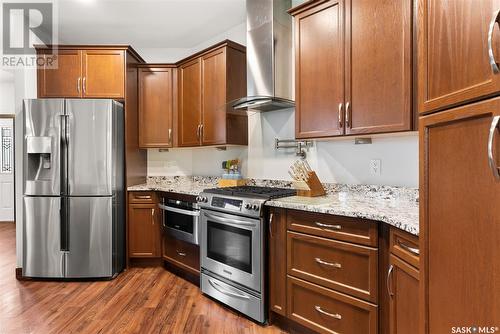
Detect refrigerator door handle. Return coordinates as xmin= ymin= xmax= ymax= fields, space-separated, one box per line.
xmin=59 ymin=114 xmax=69 ymax=195
xmin=60 ymin=197 xmax=69 ymax=251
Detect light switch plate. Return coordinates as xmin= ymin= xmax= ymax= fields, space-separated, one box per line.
xmin=370 ymin=159 xmax=381 ymax=176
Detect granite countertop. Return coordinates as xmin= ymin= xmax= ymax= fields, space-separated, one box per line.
xmin=128 ymin=176 xmax=419 ymax=236
xmin=266 ymin=191 xmax=419 ymax=236
xmin=127 ymin=176 xmax=219 ymax=196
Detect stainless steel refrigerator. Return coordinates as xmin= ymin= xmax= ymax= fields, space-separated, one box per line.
xmin=22 ymin=99 xmax=125 ymax=279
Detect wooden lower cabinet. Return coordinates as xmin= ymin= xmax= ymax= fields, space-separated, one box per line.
xmin=287 ymin=276 xmax=378 ymax=334
xmin=287 ymin=231 xmax=378 ymax=303
xmin=420 ymin=97 xmax=500 ymax=333
xmin=128 ymin=202 xmax=161 ymax=258
xmin=162 ymin=233 xmax=200 ymax=276
xmin=269 ymin=209 xmax=382 ymax=333
xmin=269 ymin=208 xmax=287 ymax=316
xmin=388 ymin=255 xmax=419 ymax=334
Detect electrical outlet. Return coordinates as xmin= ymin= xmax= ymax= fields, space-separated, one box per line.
xmin=370 ymin=159 xmax=381 ymax=176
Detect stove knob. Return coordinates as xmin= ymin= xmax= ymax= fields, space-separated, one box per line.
xmin=252 ymin=204 xmax=259 ymax=211
xmin=202 ymin=196 xmax=209 ymax=203
xmin=196 ymin=196 xmax=201 ymax=202
xmin=244 ymin=203 xmax=252 ymax=210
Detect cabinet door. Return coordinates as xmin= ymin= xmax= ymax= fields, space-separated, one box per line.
xmin=201 ymin=48 xmax=227 ymax=146
xmin=82 ymin=50 xmax=125 ymax=98
xmin=138 ymin=67 xmax=174 ymax=148
xmin=38 ymin=50 xmax=82 ymax=98
xmin=418 ymin=0 xmax=500 ymax=114
xmin=128 ymin=204 xmax=160 ymax=258
xmin=420 ymin=97 xmax=500 ymax=333
xmin=178 ymin=58 xmax=202 ymax=147
xmin=292 ymin=0 xmax=345 ymax=139
xmin=346 ymin=0 xmax=412 ymax=134
xmin=269 ymin=208 xmax=287 ymax=316
xmin=388 ymin=255 xmax=419 ymax=334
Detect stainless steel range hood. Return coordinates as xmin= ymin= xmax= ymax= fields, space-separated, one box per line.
xmin=231 ymin=0 xmax=295 ymax=112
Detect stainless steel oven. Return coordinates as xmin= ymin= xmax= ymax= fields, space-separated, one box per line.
xmin=159 ymin=198 xmax=200 ymax=245
xmin=200 ymin=209 xmax=262 ymax=292
xmin=197 ymin=187 xmax=295 ymax=324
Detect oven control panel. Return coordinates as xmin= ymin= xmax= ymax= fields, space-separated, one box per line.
xmin=211 ymin=197 xmax=243 ymax=211
xmin=197 ymin=193 xmax=264 ymax=217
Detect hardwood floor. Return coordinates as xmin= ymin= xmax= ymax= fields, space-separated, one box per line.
xmin=0 ymin=223 xmax=288 ymax=334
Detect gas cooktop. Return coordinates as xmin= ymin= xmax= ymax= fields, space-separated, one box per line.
xmin=202 ymin=185 xmax=297 ymax=200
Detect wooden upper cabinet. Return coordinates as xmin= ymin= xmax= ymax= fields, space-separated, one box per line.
xmin=36 ymin=46 xmax=135 ymax=99
xmin=178 ymin=58 xmax=202 ymax=147
xmin=82 ymin=50 xmax=125 ymax=98
xmin=37 ymin=49 xmax=82 ymax=98
xmin=420 ymin=97 xmax=500 ymax=333
xmin=291 ymin=0 xmax=345 ymax=139
xmin=346 ymin=0 xmax=412 ymax=134
xmin=201 ymin=48 xmax=227 ymax=145
xmin=418 ymin=0 xmax=500 ymax=114
xmin=138 ymin=66 xmax=174 ymax=148
xmin=177 ymin=41 xmax=247 ymax=147
xmin=388 ymin=255 xmax=419 ymax=334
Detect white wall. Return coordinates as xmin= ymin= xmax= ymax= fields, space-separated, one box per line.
xmin=137 ymin=22 xmax=246 ymax=63
xmin=0 ymin=71 xmax=15 ymax=113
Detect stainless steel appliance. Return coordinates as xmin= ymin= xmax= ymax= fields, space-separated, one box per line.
xmin=22 ymin=99 xmax=125 ymax=279
xmin=159 ymin=196 xmax=200 ymax=245
xmin=198 ymin=186 xmax=296 ymax=323
xmin=230 ymin=0 xmax=295 ymax=112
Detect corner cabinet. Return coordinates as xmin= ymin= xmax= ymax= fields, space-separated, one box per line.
xmin=36 ymin=46 xmax=135 ymax=99
xmin=417 ymin=0 xmax=500 ymax=114
xmin=290 ymin=0 xmax=413 ymax=139
xmin=128 ymin=192 xmax=161 ymax=259
xmin=138 ymin=65 xmax=176 ymax=148
xmin=177 ymin=41 xmax=248 ymax=147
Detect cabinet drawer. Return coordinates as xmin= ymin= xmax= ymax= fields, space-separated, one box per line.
xmin=163 ymin=234 xmax=200 ymax=275
xmin=129 ymin=191 xmax=156 ymax=204
xmin=390 ymin=228 xmax=419 ymax=269
xmin=287 ymin=276 xmax=378 ymax=334
xmin=287 ymin=231 xmax=378 ymax=303
xmin=287 ymin=209 xmax=378 ymax=247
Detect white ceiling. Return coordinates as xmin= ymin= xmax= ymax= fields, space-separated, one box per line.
xmin=56 ymin=0 xmax=246 ymax=48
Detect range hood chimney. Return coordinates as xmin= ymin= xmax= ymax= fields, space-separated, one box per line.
xmin=231 ymin=0 xmax=295 ymax=112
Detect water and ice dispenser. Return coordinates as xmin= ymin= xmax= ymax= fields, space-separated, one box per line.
xmin=25 ymin=135 xmax=58 ymax=195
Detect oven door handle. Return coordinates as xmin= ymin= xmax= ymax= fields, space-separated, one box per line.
xmin=158 ymin=204 xmax=200 ymax=216
xmin=208 ymin=279 xmax=250 ymax=300
xmin=203 ymin=211 xmax=257 ymax=227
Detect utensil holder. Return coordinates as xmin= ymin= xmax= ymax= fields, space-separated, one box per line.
xmin=292 ymin=171 xmax=326 ymax=197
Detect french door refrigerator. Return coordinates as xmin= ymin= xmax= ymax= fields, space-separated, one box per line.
xmin=22 ymin=99 xmax=125 ymax=279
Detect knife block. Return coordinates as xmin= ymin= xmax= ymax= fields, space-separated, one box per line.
xmin=292 ymin=171 xmax=326 ymax=197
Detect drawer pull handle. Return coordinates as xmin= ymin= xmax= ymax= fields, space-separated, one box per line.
xmin=176 ymin=250 xmax=186 ymax=257
xmin=315 ymin=222 xmax=341 ymax=230
xmin=136 ymin=195 xmax=151 ymax=199
xmin=315 ymin=257 xmax=341 ymax=268
xmin=315 ymin=306 xmax=342 ymax=320
xmin=398 ymin=241 xmax=419 ymax=256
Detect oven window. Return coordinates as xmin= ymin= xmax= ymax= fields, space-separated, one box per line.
xmin=165 ymin=211 xmax=194 ymax=234
xmin=207 ymin=221 xmax=252 ymax=273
